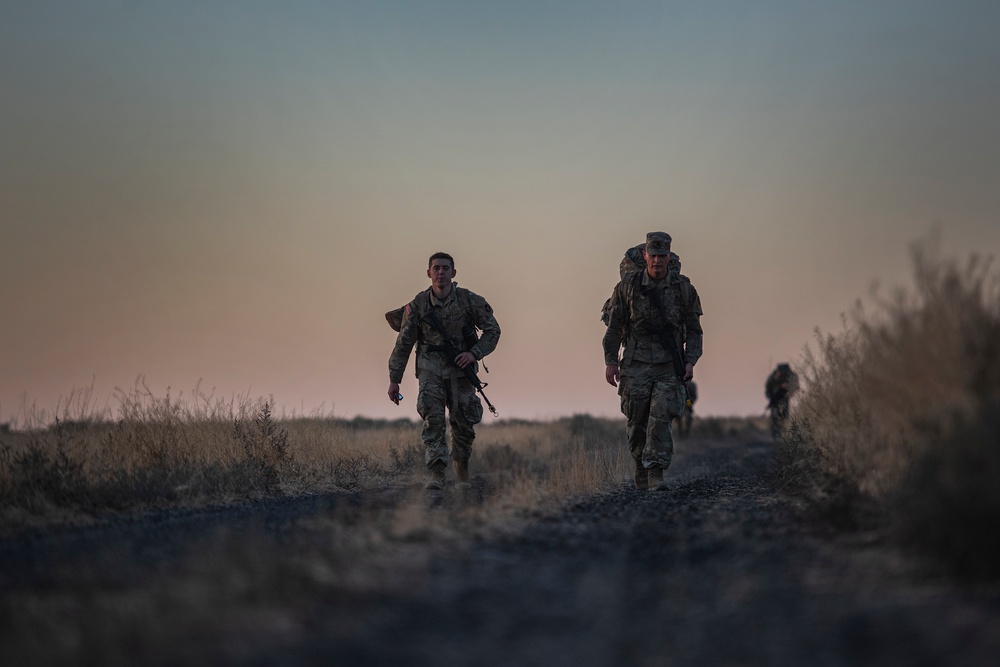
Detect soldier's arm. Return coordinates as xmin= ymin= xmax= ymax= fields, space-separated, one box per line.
xmin=602 ymin=281 xmax=628 ymax=365
xmin=388 ymin=302 xmax=420 ymax=384
xmin=681 ymin=280 xmax=704 ymax=367
xmin=469 ymin=295 xmax=501 ymax=360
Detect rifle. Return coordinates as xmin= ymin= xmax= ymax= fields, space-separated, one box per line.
xmin=423 ymin=308 xmax=499 ymax=417
xmin=646 ymin=284 xmax=687 ymax=379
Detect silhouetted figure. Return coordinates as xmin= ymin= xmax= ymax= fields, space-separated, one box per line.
xmin=603 ymin=232 xmax=704 ymax=491
xmin=386 ymin=252 xmax=501 ymax=491
xmin=765 ymin=363 xmax=799 ymax=438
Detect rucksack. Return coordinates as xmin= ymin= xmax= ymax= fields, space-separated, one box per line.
xmin=601 ymin=244 xmax=639 ymax=326
xmin=600 ymin=245 xmax=686 ymax=326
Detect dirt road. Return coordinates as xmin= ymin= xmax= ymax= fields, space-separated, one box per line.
xmin=3 ymin=436 xmax=999 ymax=666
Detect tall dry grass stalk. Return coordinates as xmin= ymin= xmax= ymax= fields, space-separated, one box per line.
xmin=780 ymin=236 xmax=1000 ymax=576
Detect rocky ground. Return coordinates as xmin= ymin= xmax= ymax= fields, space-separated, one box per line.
xmin=2 ymin=436 xmax=999 ymax=666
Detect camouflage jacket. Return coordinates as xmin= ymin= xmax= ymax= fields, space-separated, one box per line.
xmin=388 ymin=283 xmax=501 ymax=383
xmin=602 ymin=263 xmax=703 ymax=368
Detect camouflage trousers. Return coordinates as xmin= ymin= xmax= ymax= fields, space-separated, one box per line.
xmin=416 ymin=368 xmax=484 ymax=469
xmin=618 ymin=362 xmax=687 ymax=470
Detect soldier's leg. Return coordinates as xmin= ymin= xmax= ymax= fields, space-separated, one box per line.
xmin=416 ymin=371 xmax=450 ymax=473
xmin=619 ymin=364 xmax=653 ymax=485
xmin=646 ymin=369 xmax=686 ymax=488
xmin=449 ymin=378 xmax=483 ymax=488
xmin=773 ymin=399 xmax=790 ymax=438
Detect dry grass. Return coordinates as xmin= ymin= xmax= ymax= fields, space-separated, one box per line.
xmin=0 ymin=377 xmax=767 ymax=533
xmin=0 ymin=380 xmax=639 ymax=530
xmin=0 ymin=394 xmax=639 ymax=663
xmin=778 ymin=235 xmax=1000 ymax=578
xmin=0 ymin=381 xmax=767 ymax=664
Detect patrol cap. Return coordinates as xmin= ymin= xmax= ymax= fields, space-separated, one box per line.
xmin=645 ymin=231 xmax=672 ymax=256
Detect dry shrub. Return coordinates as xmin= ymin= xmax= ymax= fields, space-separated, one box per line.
xmin=0 ymin=379 xmax=402 ymax=523
xmin=894 ymin=399 xmax=1000 ymax=579
xmin=779 ymin=235 xmax=1000 ymax=576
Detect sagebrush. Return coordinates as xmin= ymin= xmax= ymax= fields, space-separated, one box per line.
xmin=778 ymin=236 xmax=1000 ymax=578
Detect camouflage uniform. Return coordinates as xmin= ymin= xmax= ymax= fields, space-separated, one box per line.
xmin=603 ymin=233 xmax=703 ymax=477
xmin=388 ymin=283 xmax=500 ymax=470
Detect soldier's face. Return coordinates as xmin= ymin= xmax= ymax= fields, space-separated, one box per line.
xmin=427 ymin=259 xmax=455 ymax=289
xmin=644 ymin=251 xmax=668 ymax=279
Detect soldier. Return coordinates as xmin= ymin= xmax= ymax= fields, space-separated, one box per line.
xmin=387 ymin=252 xmax=501 ymax=490
xmin=765 ymin=363 xmax=799 ymax=438
xmin=604 ymin=232 xmax=704 ymax=491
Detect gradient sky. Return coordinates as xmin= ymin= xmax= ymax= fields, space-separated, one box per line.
xmin=3 ymin=1 xmax=999 ymax=425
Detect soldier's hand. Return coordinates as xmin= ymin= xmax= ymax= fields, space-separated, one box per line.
xmin=605 ymin=364 xmax=620 ymax=387
xmin=454 ymin=351 xmax=477 ymax=368
xmin=388 ymin=382 xmax=401 ymax=405
xmin=684 ymin=363 xmax=694 ymax=382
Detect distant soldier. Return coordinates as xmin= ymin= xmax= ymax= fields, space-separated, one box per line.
xmin=603 ymin=232 xmax=704 ymax=490
xmin=678 ymin=379 xmax=697 ymax=437
xmin=765 ymin=363 xmax=799 ymax=437
xmin=387 ymin=252 xmax=501 ymax=490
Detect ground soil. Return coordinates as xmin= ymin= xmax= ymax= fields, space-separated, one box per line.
xmin=2 ymin=436 xmax=999 ymax=666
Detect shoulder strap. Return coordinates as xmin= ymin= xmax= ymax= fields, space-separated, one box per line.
xmin=678 ymin=274 xmax=692 ymax=306
xmin=410 ymin=290 xmax=433 ymax=342
xmin=407 ymin=289 xmax=432 ymax=317
xmin=455 ymin=286 xmax=476 ymax=330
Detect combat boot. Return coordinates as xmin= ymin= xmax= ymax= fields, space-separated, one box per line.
xmin=454 ymin=459 xmax=472 ymax=490
xmin=647 ymin=466 xmax=669 ymax=491
xmin=634 ymin=461 xmax=648 ymax=490
xmin=424 ymin=462 xmax=446 ymax=491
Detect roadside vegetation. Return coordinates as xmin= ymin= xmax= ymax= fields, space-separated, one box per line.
xmin=0 ymin=390 xmax=593 ymax=530
xmin=777 ymin=236 xmax=1000 ymax=579
xmin=0 ymin=413 xmax=763 ymax=665
xmin=0 ymin=375 xmax=769 ymax=534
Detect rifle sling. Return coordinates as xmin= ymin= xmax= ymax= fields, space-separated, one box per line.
xmin=423 ymin=310 xmax=466 ymax=364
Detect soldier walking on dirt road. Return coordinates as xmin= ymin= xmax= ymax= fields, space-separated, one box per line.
xmin=603 ymin=232 xmax=704 ymax=490
xmin=765 ymin=362 xmax=799 ymax=438
xmin=387 ymin=252 xmax=501 ymax=491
